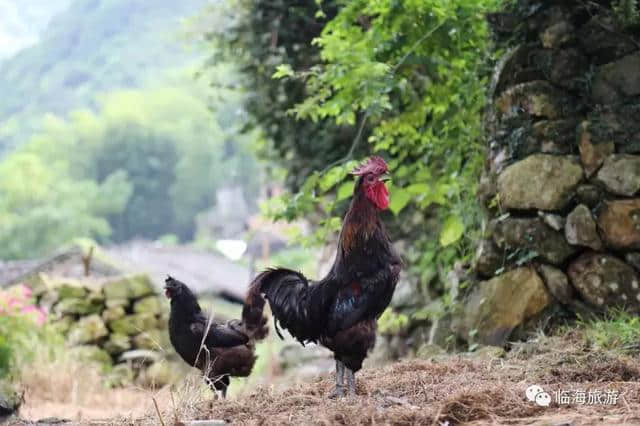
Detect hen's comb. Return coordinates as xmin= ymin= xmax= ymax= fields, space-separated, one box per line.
xmin=350 ymin=156 xmax=388 ymax=176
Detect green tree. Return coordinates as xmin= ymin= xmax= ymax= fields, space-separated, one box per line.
xmin=0 ymin=151 xmax=131 ymax=259
xmin=0 ymin=85 xmax=260 ymax=254
xmin=212 ymin=0 xmax=499 ymax=301
xmin=93 ymin=123 xmax=178 ymax=241
xmin=203 ymin=0 xmax=367 ymax=190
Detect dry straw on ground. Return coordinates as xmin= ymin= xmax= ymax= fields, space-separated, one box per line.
xmin=9 ymin=333 xmax=640 ymax=425
xmin=157 ymin=342 xmax=640 ymax=426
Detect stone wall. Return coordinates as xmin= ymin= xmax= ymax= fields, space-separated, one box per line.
xmin=462 ymin=1 xmax=640 ymax=346
xmin=25 ymin=273 xmax=179 ymax=387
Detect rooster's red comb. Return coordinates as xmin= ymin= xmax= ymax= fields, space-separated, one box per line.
xmin=350 ymin=156 xmax=388 ymax=176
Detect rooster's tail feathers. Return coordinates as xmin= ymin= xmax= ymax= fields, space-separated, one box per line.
xmin=242 ymin=268 xmax=312 ymax=342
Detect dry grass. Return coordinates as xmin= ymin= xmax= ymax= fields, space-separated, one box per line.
xmin=146 ymin=340 xmax=640 ymax=426
xmin=17 ymin=354 xmax=174 ymax=422
xmin=8 ymin=331 xmax=640 ymax=425
xmin=11 ymin=304 xmax=285 ymax=424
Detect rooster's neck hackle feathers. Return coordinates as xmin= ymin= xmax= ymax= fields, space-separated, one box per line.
xmin=339 ymin=179 xmax=380 ymax=252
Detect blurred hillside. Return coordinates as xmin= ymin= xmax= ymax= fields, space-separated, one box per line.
xmin=0 ymin=0 xmax=209 ymax=154
xmin=0 ymin=0 xmax=265 ymax=260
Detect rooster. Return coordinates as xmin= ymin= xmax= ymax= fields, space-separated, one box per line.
xmin=242 ymin=156 xmax=402 ymax=397
xmin=165 ymin=276 xmax=267 ymax=398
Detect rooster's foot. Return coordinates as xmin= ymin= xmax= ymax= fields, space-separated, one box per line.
xmin=329 ymin=359 xmax=346 ymax=398
xmin=346 ymin=368 xmax=356 ymax=397
xmin=328 ymin=385 xmax=345 ymax=399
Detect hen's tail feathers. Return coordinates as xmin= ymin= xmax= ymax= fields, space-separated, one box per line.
xmin=242 ymin=267 xmax=320 ymax=344
xmin=241 ymin=273 xmax=270 ymax=341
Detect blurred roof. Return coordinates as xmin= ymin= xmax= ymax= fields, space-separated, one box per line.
xmin=105 ymin=240 xmax=250 ymax=301
xmin=0 ymin=245 xmax=122 ymax=288
xmin=1 ymin=241 xmax=251 ymax=302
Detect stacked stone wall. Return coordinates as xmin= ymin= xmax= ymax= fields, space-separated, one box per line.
xmin=466 ymin=1 xmax=640 ymax=345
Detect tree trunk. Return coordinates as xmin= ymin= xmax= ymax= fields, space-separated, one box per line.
xmin=464 ymin=0 xmax=640 ymax=346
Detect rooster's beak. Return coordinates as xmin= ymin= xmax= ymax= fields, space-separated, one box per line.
xmin=379 ymin=173 xmax=391 ymax=182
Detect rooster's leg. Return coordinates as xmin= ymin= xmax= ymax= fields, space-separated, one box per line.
xmin=328 ymin=360 xmax=345 ymax=398
xmin=346 ymin=368 xmax=356 ymax=397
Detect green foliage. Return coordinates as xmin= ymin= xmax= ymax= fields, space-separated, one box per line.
xmin=156 ymin=234 xmax=179 ymax=246
xmin=378 ymin=309 xmax=410 ymax=335
xmin=0 ymin=150 xmax=131 ymax=259
xmin=0 ymin=0 xmax=266 ymax=259
xmin=579 ymin=309 xmax=640 ymax=353
xmin=257 ymin=247 xmax=318 ymax=278
xmin=440 ymin=216 xmax=466 ymax=247
xmin=241 ymin=0 xmax=499 ymax=295
xmin=94 ymin=122 xmax=179 ymax=241
xmin=613 ymin=0 xmax=640 ymax=27
xmin=203 ymin=0 xmax=367 ymax=191
xmin=0 ymin=84 xmax=260 ymax=258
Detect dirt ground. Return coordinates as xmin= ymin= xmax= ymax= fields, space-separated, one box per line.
xmin=16 ymin=387 xmax=169 ymax=423
xmin=8 ymin=334 xmax=640 ymax=425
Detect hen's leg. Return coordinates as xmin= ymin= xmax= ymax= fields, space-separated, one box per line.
xmin=205 ymin=375 xmax=228 ymax=399
xmin=328 ymin=360 xmax=345 ymax=398
xmin=218 ymin=375 xmax=230 ymax=399
xmin=203 ymin=376 xmax=218 ymax=398
xmin=346 ymin=368 xmax=356 ymax=397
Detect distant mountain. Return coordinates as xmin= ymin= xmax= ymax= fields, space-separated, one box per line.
xmin=0 ymin=0 xmax=71 ymax=59
xmin=0 ymin=0 xmax=209 ymax=154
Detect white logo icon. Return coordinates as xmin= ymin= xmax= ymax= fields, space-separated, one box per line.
xmin=526 ymin=385 xmax=551 ymax=406
xmin=535 ymin=391 xmax=551 ymax=407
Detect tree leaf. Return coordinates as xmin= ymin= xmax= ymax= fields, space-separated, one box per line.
xmin=389 ymin=187 xmax=411 ymax=215
xmin=272 ymin=64 xmax=294 ymax=79
xmin=439 ymin=215 xmax=465 ymax=246
xmin=406 ymin=183 xmax=429 ymax=195
xmin=336 ymin=181 xmax=353 ymax=201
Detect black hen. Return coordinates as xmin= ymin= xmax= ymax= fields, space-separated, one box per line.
xmin=165 ymin=276 xmax=267 ymax=397
xmin=242 ymin=156 xmax=402 ymax=397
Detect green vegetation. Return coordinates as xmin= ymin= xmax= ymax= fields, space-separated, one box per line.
xmin=613 ymin=0 xmax=640 ymax=27
xmin=209 ymin=0 xmax=499 ymax=306
xmin=0 ymin=148 xmax=131 ymax=259
xmin=0 ymin=285 xmax=63 ymax=378
xmin=0 ymin=85 xmax=259 ymax=259
xmin=0 ymin=0 xmax=265 ymax=260
xmin=579 ymin=309 xmax=640 ymax=353
xmin=205 ymin=1 xmax=361 ymax=191
xmin=0 ymin=0 xmax=209 ymax=153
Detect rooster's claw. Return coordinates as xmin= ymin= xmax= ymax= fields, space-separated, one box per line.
xmin=328 ymin=385 xmax=345 ymax=399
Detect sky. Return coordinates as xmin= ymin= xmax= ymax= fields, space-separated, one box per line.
xmin=0 ymin=0 xmax=70 ymax=59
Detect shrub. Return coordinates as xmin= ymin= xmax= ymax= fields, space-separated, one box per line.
xmin=0 ymin=284 xmax=51 ymax=378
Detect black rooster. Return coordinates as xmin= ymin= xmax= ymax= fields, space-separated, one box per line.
xmin=242 ymin=156 xmax=402 ymax=397
xmin=165 ymin=276 xmax=267 ymax=398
